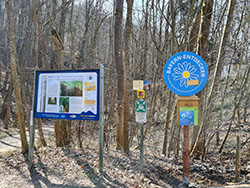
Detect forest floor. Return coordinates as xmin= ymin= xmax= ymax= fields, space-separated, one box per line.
xmin=0 ymin=121 xmax=249 ymax=188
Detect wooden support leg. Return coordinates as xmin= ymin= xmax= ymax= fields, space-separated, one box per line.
xmin=183 ymin=126 xmax=190 ymax=184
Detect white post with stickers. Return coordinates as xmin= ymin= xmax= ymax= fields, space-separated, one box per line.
xmin=136 ymin=99 xmax=146 ymax=173
xmin=133 ymin=80 xmax=149 ymax=173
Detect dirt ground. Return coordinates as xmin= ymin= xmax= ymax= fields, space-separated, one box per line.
xmin=0 ymin=121 xmax=249 ymax=188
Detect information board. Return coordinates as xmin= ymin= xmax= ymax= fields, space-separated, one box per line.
xmin=34 ymin=70 xmax=99 ymax=121
xmin=163 ymin=52 xmax=208 ymax=96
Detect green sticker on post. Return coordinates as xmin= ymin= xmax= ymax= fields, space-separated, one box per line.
xmin=180 ymin=107 xmax=198 ymax=126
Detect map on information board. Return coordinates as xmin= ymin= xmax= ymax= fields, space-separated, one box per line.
xmin=35 ymin=70 xmax=99 ymax=121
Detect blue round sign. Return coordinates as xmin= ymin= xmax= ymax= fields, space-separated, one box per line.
xmin=163 ymin=51 xmax=208 ymax=96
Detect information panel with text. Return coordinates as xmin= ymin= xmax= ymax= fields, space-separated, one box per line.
xmin=34 ymin=70 xmax=100 ymax=121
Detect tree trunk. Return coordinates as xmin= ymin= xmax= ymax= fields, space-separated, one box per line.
xmin=69 ymin=0 xmax=75 ymax=69
xmin=51 ymin=22 xmax=65 ymax=147
xmin=4 ymin=92 xmax=12 ymax=128
xmin=37 ymin=119 xmax=47 ymax=146
xmin=1 ymin=70 xmax=10 ymax=97
xmin=190 ymin=0 xmax=214 ymax=157
xmin=243 ymin=95 xmax=249 ymax=122
xmin=162 ymin=91 xmax=173 ymax=155
xmin=20 ymin=74 xmax=30 ymax=136
xmin=0 ymin=72 xmax=11 ymax=123
xmin=38 ymin=0 xmax=50 ymax=69
xmin=58 ymin=0 xmax=67 ymax=44
xmin=114 ymin=0 xmax=124 ymax=150
xmin=77 ymin=121 xmax=82 ymax=149
xmin=192 ymin=0 xmax=236 ymax=156
xmin=32 ymin=0 xmax=47 ymax=147
xmin=5 ymin=0 xmax=29 ymax=154
xmin=55 ymin=119 xmax=62 ymax=147
xmin=1 ymin=80 xmax=13 ymax=129
xmin=167 ymin=102 xmax=177 ymax=157
xmin=121 ymin=0 xmax=134 ymax=153
xmin=67 ymin=120 xmax=72 ymax=144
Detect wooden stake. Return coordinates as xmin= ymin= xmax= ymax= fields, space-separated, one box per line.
xmin=176 ymin=95 xmax=199 ymax=185
xmin=183 ymin=126 xmax=190 ymax=184
xmin=99 ymin=64 xmax=104 ymax=173
xmin=235 ymin=135 xmax=240 ymax=182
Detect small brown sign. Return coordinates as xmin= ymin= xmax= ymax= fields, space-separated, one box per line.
xmin=187 ymin=80 xmax=199 ymax=86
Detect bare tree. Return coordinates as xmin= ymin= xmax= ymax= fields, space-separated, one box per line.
xmin=114 ymin=0 xmax=124 ymax=150
xmin=122 ymin=0 xmax=134 ymax=153
xmin=191 ymin=0 xmax=236 ymax=157
xmin=5 ymin=0 xmax=29 ymax=154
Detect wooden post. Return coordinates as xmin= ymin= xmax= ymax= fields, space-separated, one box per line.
xmin=235 ymin=135 xmax=240 ymax=182
xmin=99 ymin=64 xmax=104 ymax=173
xmin=177 ymin=95 xmax=199 ymax=185
xmin=183 ymin=126 xmax=190 ymax=183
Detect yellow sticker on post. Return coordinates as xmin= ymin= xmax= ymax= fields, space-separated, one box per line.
xmin=187 ymin=80 xmax=199 ymax=86
xmin=137 ymin=90 xmax=145 ymax=98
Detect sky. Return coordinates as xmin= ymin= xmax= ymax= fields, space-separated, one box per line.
xmin=74 ymin=0 xmax=144 ymax=23
xmin=74 ymin=0 xmax=143 ymax=11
